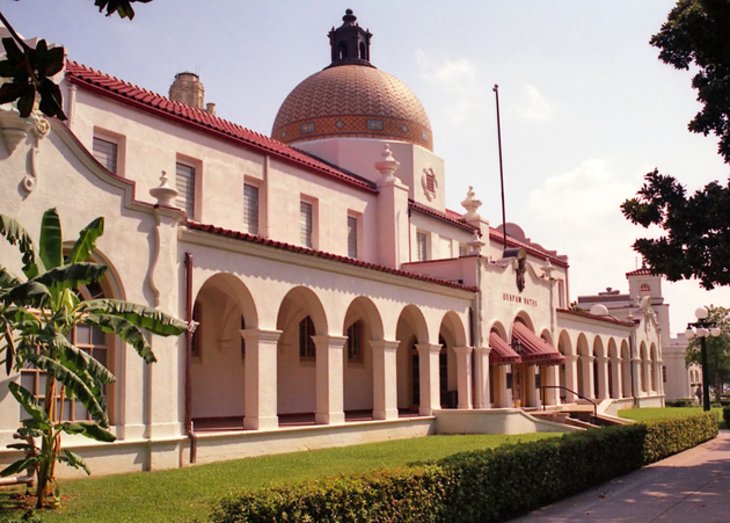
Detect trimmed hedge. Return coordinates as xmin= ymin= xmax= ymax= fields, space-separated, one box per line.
xmin=724 ymin=405 xmax=730 ymax=428
xmin=209 ymin=413 xmax=718 ymax=523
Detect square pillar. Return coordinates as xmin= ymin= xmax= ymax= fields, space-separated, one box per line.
xmin=472 ymin=347 xmax=491 ymax=408
xmin=313 ymin=335 xmax=346 ymax=425
xmin=242 ymin=329 xmax=280 ymax=430
xmin=371 ymin=340 xmax=399 ymax=420
xmin=453 ymin=346 xmax=473 ymax=409
xmin=564 ymin=354 xmax=578 ymax=402
xmin=416 ymin=343 xmax=441 ymax=415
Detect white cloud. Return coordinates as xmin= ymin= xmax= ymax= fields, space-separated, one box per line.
xmin=516 ymin=83 xmax=553 ymax=122
xmin=415 ymin=48 xmax=486 ymax=124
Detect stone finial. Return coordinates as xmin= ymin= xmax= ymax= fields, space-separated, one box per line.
xmin=466 ymin=230 xmax=485 ymax=255
xmin=461 ymin=185 xmax=482 ymax=221
xmin=149 ymin=170 xmax=178 ymax=206
xmin=375 ymin=143 xmax=401 ymax=183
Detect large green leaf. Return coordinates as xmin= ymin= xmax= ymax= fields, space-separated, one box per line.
xmin=59 ymin=422 xmax=115 ymax=443
xmin=8 ymin=382 xmax=49 ymax=425
xmin=54 ymin=333 xmax=115 ymax=385
xmin=0 ymin=456 xmax=37 ymax=477
xmin=82 ymin=299 xmax=188 ymax=336
xmin=39 ymin=208 xmax=63 ymax=271
xmin=35 ymin=262 xmax=107 ymax=294
xmin=3 ymin=280 xmax=51 ymax=307
xmin=68 ymin=217 xmax=104 ymax=264
xmin=0 ymin=213 xmax=40 ymax=278
xmin=85 ymin=313 xmax=156 ymax=363
xmin=58 ymin=449 xmax=90 ymax=475
xmin=0 ymin=265 xmax=21 ymax=291
xmin=26 ymin=353 xmax=109 ymax=427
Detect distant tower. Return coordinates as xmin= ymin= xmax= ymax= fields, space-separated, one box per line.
xmin=169 ymin=72 xmax=205 ymax=109
xmin=327 ymin=9 xmax=372 ymax=67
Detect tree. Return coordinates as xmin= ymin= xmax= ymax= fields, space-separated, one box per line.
xmin=621 ymin=169 xmax=730 ymax=289
xmin=0 ymin=1 xmax=153 ymax=119
xmin=685 ymin=305 xmax=730 ymax=402
xmin=651 ymin=0 xmax=730 ymax=164
xmin=622 ymin=0 xmax=730 ymax=288
xmin=0 ymin=208 xmax=187 ymax=509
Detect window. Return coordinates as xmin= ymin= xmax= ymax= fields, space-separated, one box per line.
xmin=347 ymin=321 xmax=363 ymax=362
xmin=300 ymin=200 xmax=314 ymax=248
xmin=367 ymin=119 xmax=384 ymax=130
xmin=557 ymin=280 xmax=566 ymax=308
xmin=347 ymin=215 xmax=358 ymax=259
xmin=243 ymin=183 xmax=259 ymax=235
xmin=300 ymin=122 xmax=315 ymax=133
xmin=299 ymin=316 xmax=316 ymax=359
xmin=176 ymin=162 xmax=196 ymax=219
xmin=416 ymin=231 xmax=429 ymax=261
xmin=93 ymin=136 xmax=118 ymax=173
xmin=20 ymin=281 xmax=111 ymax=422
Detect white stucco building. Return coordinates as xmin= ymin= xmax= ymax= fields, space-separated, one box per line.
xmin=0 ymin=11 xmax=663 ymax=476
xmin=578 ymin=269 xmax=700 ymax=402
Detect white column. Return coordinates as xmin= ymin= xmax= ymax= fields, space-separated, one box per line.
xmin=453 ymin=346 xmax=473 ymax=409
xmin=596 ymin=355 xmax=609 ymax=399
xmin=496 ymin=366 xmax=511 ymax=408
xmin=472 ymin=347 xmax=491 ymax=408
xmin=657 ymin=360 xmax=665 ymax=395
xmin=543 ymin=365 xmax=560 ymax=405
xmin=524 ymin=365 xmax=538 ymax=407
xmin=612 ymin=357 xmax=623 ymax=399
xmin=632 ymin=356 xmax=643 ymax=398
xmin=371 ymin=340 xmax=399 ymax=420
xmin=584 ymin=355 xmax=596 ymax=399
xmin=243 ymin=328 xmax=280 ymax=430
xmin=313 ymin=335 xmax=346 ymax=424
xmin=416 ymin=343 xmax=441 ymax=415
xmin=563 ymin=354 xmax=578 ymax=402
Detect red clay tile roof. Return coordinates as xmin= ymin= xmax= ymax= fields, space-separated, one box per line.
xmin=557 ymin=308 xmax=635 ymax=327
xmin=409 ymin=201 xmax=479 ymax=235
xmin=626 ymin=268 xmax=654 ymax=277
xmin=489 ymin=227 xmax=569 ymax=268
xmin=65 ymin=61 xmax=377 ymax=194
xmin=185 ymin=222 xmax=479 ymax=293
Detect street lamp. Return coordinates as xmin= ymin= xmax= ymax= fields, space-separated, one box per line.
xmin=685 ymin=306 xmax=721 ymax=411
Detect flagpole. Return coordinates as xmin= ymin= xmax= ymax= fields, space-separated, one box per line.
xmin=493 ymin=84 xmax=507 ymax=252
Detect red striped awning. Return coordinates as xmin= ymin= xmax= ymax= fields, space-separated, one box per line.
xmin=489 ymin=332 xmax=521 ymax=364
xmin=511 ymin=322 xmax=565 ymax=366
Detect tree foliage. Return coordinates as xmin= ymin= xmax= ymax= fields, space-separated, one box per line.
xmin=621 ymin=169 xmax=730 ymax=289
xmin=685 ymin=305 xmax=730 ymax=402
xmin=0 ymin=1 xmax=153 ymax=119
xmin=0 ymin=209 xmax=187 ymax=509
xmin=651 ymin=0 xmax=730 ymax=164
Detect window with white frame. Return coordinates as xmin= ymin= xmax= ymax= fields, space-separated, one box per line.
xmin=557 ymin=280 xmax=566 ymax=308
xmin=175 ymin=162 xmax=196 ymax=219
xmin=300 ymin=199 xmax=314 ymax=248
xmin=347 ymin=214 xmax=358 ymax=259
xmin=92 ymin=135 xmax=118 ymax=174
xmin=416 ymin=231 xmax=429 ymax=261
xmin=243 ymin=182 xmax=259 ymax=235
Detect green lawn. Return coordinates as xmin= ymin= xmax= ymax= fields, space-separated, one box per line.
xmin=1 ymin=432 xmax=559 ymax=522
xmin=618 ymin=406 xmax=724 ymax=427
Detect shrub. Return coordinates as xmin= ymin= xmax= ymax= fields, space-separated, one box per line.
xmin=723 ymin=405 xmax=730 ymax=428
xmin=666 ymin=398 xmax=695 ymax=407
xmin=210 ymin=414 xmax=718 ymax=523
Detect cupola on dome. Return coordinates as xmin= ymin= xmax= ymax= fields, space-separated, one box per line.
xmin=271 ymin=10 xmax=433 ymax=151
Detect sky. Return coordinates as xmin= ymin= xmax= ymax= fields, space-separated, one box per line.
xmin=3 ymin=0 xmax=729 ymax=335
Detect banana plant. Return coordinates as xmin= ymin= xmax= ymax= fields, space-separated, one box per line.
xmin=0 ymin=208 xmax=187 ymax=509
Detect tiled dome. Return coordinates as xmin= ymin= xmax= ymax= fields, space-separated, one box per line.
xmin=272 ymin=64 xmax=433 ymax=151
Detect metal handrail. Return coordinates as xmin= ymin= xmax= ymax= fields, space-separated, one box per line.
xmin=540 ymin=385 xmax=597 ymax=419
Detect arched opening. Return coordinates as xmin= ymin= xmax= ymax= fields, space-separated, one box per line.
xmin=276 ymin=286 xmax=327 ymax=424
xmin=395 ymin=305 xmax=428 ymax=415
xmin=593 ymin=337 xmax=605 ymax=399
xmin=439 ymin=311 xmax=467 ymax=409
xmin=342 ymin=296 xmax=383 ymax=421
xmin=359 ymin=41 xmax=366 ymax=60
xmin=488 ymin=322 xmax=515 ymax=408
xmin=509 ymin=315 xmax=536 ymax=407
xmin=338 ymin=42 xmax=348 ymax=60
xmin=650 ymin=343 xmax=658 ymax=393
xmin=576 ymin=334 xmax=590 ymax=399
xmin=190 ymin=273 xmax=257 ymax=430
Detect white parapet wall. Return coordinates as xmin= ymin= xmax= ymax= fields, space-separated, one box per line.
xmin=434 ymin=409 xmax=579 ymax=434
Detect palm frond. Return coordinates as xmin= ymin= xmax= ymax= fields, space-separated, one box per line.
xmin=68 ymin=217 xmax=104 ymax=264
xmin=82 ymin=299 xmax=188 ymax=336
xmin=0 ymin=213 xmax=40 ymax=278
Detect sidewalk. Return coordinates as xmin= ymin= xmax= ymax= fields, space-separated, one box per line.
xmin=513 ymin=430 xmax=730 ymax=522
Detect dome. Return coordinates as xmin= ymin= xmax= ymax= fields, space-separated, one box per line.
xmin=271 ymin=10 xmax=433 ymax=151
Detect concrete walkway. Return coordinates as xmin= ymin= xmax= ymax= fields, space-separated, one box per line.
xmin=513 ymin=430 xmax=730 ymax=522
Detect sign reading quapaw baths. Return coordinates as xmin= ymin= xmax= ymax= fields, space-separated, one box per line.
xmin=502 ymin=293 xmax=538 ymax=307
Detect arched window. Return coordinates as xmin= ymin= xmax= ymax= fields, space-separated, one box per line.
xmin=338 ymin=42 xmax=348 ymax=60
xmin=359 ymin=42 xmax=366 ymax=59
xmin=20 ymin=280 xmax=114 ymax=422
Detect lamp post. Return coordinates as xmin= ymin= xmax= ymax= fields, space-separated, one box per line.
xmin=685 ymin=306 xmax=721 ymax=411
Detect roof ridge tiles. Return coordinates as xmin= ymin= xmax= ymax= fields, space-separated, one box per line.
xmin=65 ymin=60 xmax=377 ymax=193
